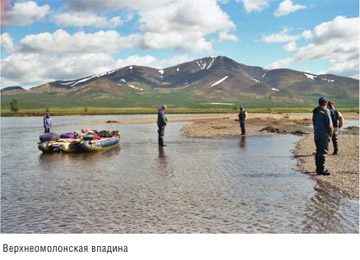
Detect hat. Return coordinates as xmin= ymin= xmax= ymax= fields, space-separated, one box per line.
xmin=318 ymin=97 xmax=328 ymax=105
xmin=162 ymin=105 xmax=167 ymax=109
xmin=240 ymin=106 xmax=244 ymax=109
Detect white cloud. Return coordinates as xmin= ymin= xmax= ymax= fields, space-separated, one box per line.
xmin=265 ymin=57 xmax=294 ymax=70
xmin=266 ymin=16 xmax=359 ymax=79
xmin=114 ymin=54 xmax=194 ymax=69
xmin=137 ymin=0 xmax=236 ymax=53
xmin=1 ymin=29 xmax=140 ymax=87
xmin=274 ymin=0 xmax=306 ymax=17
xmin=312 ymin=16 xmax=358 ymax=45
xmin=62 ymin=0 xmax=171 ymax=11
xmin=16 ymin=29 xmax=140 ymax=54
xmin=1 ymin=52 xmax=195 ymax=88
xmin=1 ymin=52 xmax=113 ymax=88
xmin=0 ymin=33 xmax=15 ymax=54
xmin=53 ymin=12 xmax=124 ymax=28
xmin=301 ymin=30 xmax=313 ymax=40
xmin=2 ymin=1 xmax=50 ymax=26
xmin=236 ymin=0 xmax=272 ymax=13
xmin=262 ymin=27 xmax=300 ymax=43
xmin=140 ymin=31 xmax=214 ymax=53
xmin=283 ymin=41 xmax=297 ymax=52
xmin=216 ymin=32 xmax=240 ymax=43
xmin=58 ymin=0 xmax=236 ymax=53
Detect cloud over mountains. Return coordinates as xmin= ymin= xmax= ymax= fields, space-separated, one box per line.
xmin=1 ymin=1 xmax=358 ymax=88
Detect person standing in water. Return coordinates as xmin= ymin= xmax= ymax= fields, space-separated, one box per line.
xmin=43 ymin=113 xmax=53 ymax=133
xmin=238 ymin=106 xmax=247 ymax=135
xmin=157 ymin=105 xmax=168 ymax=146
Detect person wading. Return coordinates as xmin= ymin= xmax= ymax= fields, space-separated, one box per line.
xmin=327 ymin=100 xmax=344 ymax=155
xmin=238 ymin=106 xmax=248 ymax=135
xmin=43 ymin=113 xmax=53 ymax=133
xmin=157 ymin=105 xmax=168 ymax=146
xmin=312 ymin=97 xmax=333 ymax=176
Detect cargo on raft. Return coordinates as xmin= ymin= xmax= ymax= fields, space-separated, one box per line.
xmin=38 ymin=129 xmax=121 ymax=153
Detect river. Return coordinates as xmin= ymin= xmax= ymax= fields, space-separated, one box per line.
xmin=1 ymin=115 xmax=358 ymax=233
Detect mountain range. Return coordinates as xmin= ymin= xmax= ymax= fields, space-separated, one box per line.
xmin=1 ymin=56 xmax=359 ymax=109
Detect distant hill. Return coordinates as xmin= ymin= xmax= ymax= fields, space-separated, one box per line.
xmin=1 ymin=56 xmax=359 ymax=110
xmin=1 ymin=86 xmax=27 ymax=95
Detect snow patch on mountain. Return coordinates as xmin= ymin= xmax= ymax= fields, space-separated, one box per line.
xmin=69 ymin=69 xmax=119 ymax=87
xmin=304 ymin=73 xmax=317 ymax=80
xmin=211 ymin=76 xmax=228 ymax=87
xmin=207 ymin=57 xmax=216 ymax=69
xmin=320 ymin=77 xmax=335 ymax=83
xmin=60 ymin=81 xmax=75 ymax=85
xmin=128 ymin=84 xmax=143 ymax=91
xmin=118 ymin=82 xmax=143 ymax=91
xmin=71 ymin=76 xmax=95 ymax=87
xmin=196 ymin=60 xmax=206 ymax=70
xmin=211 ymin=102 xmax=235 ymax=105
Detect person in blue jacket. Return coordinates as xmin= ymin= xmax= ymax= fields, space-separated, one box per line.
xmin=157 ymin=105 xmax=168 ymax=146
xmin=43 ymin=113 xmax=53 ymax=133
xmin=312 ymin=97 xmax=333 ymax=176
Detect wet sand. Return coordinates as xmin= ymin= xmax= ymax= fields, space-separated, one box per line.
xmin=82 ymin=112 xmax=359 ymax=198
xmin=294 ymin=133 xmax=359 ymax=199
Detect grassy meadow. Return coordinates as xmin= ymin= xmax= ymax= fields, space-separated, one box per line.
xmin=1 ymin=90 xmax=359 ymax=116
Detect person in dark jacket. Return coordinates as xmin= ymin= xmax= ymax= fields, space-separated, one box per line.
xmin=327 ymin=100 xmax=344 ymax=155
xmin=238 ymin=106 xmax=247 ymax=135
xmin=43 ymin=113 xmax=53 ymax=133
xmin=157 ymin=105 xmax=168 ymax=146
xmin=312 ymin=97 xmax=333 ymax=176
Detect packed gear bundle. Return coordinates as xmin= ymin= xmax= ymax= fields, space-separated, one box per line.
xmin=38 ymin=129 xmax=121 ymax=153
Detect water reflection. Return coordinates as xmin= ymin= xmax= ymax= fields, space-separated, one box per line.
xmin=39 ymin=146 xmax=120 ymax=161
xmin=39 ymin=152 xmax=61 ymax=163
xmin=156 ymin=147 xmax=173 ymax=177
xmin=302 ymin=183 xmax=354 ymax=233
xmin=239 ymin=136 xmax=247 ymax=149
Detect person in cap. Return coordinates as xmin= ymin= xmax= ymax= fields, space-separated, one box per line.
xmin=157 ymin=105 xmax=168 ymax=146
xmin=327 ymin=100 xmax=344 ymax=155
xmin=238 ymin=106 xmax=248 ymax=135
xmin=312 ymin=97 xmax=333 ymax=175
xmin=43 ymin=113 xmax=53 ymax=133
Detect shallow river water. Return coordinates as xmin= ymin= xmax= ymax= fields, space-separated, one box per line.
xmin=1 ymin=115 xmax=358 ymax=233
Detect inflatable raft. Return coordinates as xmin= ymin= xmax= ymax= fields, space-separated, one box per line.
xmin=38 ymin=136 xmax=120 ymax=153
xmin=80 ymin=136 xmax=120 ymax=152
xmin=60 ymin=139 xmax=82 ymax=153
xmin=38 ymin=141 xmax=61 ymax=153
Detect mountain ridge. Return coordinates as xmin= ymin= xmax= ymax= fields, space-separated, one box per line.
xmin=1 ymin=56 xmax=359 ymax=109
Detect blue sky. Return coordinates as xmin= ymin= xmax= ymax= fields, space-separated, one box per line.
xmin=1 ymin=0 xmax=359 ymax=89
